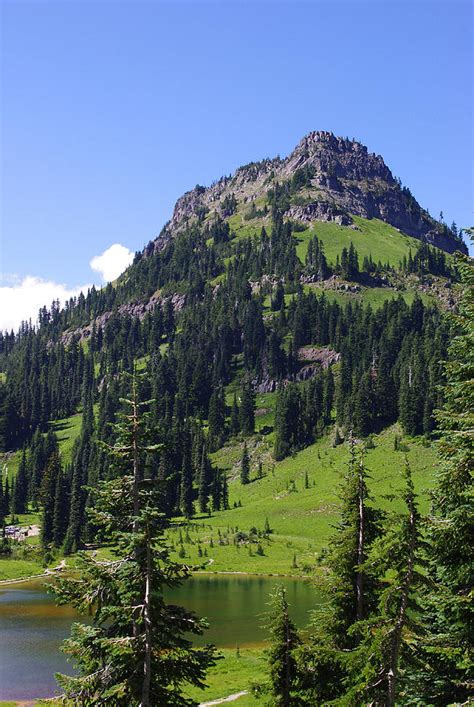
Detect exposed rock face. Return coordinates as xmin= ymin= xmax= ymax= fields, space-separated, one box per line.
xmin=297 ymin=346 xmax=341 ymax=368
xmin=152 ymin=130 xmax=466 ymax=255
xmin=286 ymin=201 xmax=352 ymax=226
xmin=282 ymin=131 xmax=394 ymax=183
xmin=253 ymin=346 xmax=340 ymax=392
xmin=60 ymin=292 xmax=186 ymax=347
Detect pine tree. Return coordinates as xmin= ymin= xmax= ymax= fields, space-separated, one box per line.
xmin=230 ymin=393 xmax=240 ymax=436
xmin=0 ymin=474 xmax=5 ymax=525
xmin=345 ymin=460 xmax=428 ymax=707
xmin=239 ymin=382 xmax=255 ymax=436
xmin=265 ymin=586 xmax=301 ymax=707
xmin=3 ymin=477 xmax=10 ymax=520
xmin=179 ymin=442 xmax=194 ymax=519
xmin=41 ymin=451 xmax=62 ymax=548
xmin=52 ymin=373 xmax=217 ymax=705
xmin=12 ymin=447 xmax=28 ymax=515
xmin=295 ymin=441 xmax=382 ymax=703
xmin=63 ymin=393 xmax=95 ymax=554
xmin=52 ymin=466 xmax=69 ymax=548
xmin=240 ymin=443 xmax=250 ymax=485
xmin=208 ymin=385 xmax=226 ymax=450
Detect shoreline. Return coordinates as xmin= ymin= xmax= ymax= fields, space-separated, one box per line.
xmin=0 ymin=572 xmax=50 ymax=587
xmin=0 ymin=567 xmax=311 ymax=587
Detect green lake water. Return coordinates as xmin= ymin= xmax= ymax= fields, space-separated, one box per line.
xmin=0 ymin=574 xmax=319 ymax=700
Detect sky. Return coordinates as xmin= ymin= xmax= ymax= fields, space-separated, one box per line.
xmin=1 ymin=0 xmax=472 ymax=331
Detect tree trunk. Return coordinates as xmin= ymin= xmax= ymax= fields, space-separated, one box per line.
xmin=284 ymin=609 xmax=290 ymax=707
xmin=387 ymin=489 xmax=416 ymax=706
xmin=130 ymin=378 xmax=152 ymax=706
xmin=141 ymin=520 xmax=152 ymax=707
xmin=356 ymin=457 xmax=365 ymax=622
xmin=132 ymin=379 xmax=141 ymax=526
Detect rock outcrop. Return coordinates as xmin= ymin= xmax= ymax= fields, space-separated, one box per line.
xmin=151 ymin=131 xmax=466 ymax=255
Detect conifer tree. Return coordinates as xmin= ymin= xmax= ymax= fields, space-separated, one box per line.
xmin=0 ymin=474 xmax=5 ymax=525
xmin=345 ymin=460 xmax=427 ymax=707
xmin=265 ymin=586 xmax=301 ymax=707
xmin=179 ymin=442 xmax=194 ymax=519
xmin=274 ymin=384 xmax=301 ymax=461
xmin=271 ymin=281 xmax=285 ymax=311
xmin=12 ymin=447 xmax=28 ymax=515
xmin=352 ymin=371 xmax=374 ymax=437
xmin=41 ymin=451 xmax=62 ymax=548
xmin=63 ymin=393 xmax=95 ymax=554
xmin=322 ymin=367 xmax=334 ymax=425
xmin=208 ymin=385 xmax=226 ymax=450
xmin=52 ymin=465 xmax=69 ymax=548
xmin=230 ymin=393 xmax=240 ymax=436
xmin=52 ymin=373 xmax=217 ymax=705
xmin=198 ymin=446 xmax=211 ymax=514
xmin=239 ymin=382 xmax=255 ymax=435
xmin=240 ymin=442 xmax=250 ymax=485
xmin=296 ymin=440 xmax=382 ymax=703
xmin=3 ymin=477 xmax=10 ymax=520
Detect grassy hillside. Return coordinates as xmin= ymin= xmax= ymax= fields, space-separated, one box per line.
xmin=226 ymin=205 xmax=425 ymax=268
xmin=167 ymin=425 xmax=437 ymax=576
xmin=294 ymin=216 xmax=422 ymax=267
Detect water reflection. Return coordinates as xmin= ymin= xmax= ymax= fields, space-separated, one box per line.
xmin=0 ymin=575 xmax=319 ymax=700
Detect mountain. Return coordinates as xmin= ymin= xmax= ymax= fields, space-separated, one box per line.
xmin=150 ymin=131 xmax=466 ymax=256
xmin=0 ymin=131 xmax=471 ymax=705
xmin=0 ymin=129 xmax=467 ymax=547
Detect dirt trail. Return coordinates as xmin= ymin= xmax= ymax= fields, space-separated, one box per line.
xmin=0 ymin=558 xmax=67 ymax=585
xmin=200 ymin=691 xmax=248 ymax=706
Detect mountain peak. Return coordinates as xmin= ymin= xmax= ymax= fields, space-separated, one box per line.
xmin=154 ymin=132 xmax=466 ymax=255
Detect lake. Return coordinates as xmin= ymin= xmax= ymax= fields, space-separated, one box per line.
xmin=0 ymin=574 xmax=319 ymax=700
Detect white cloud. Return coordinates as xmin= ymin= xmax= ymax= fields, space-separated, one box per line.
xmin=0 ymin=242 xmax=134 ymax=332
xmin=90 ymin=243 xmax=134 ymax=283
xmin=0 ymin=276 xmax=92 ymax=332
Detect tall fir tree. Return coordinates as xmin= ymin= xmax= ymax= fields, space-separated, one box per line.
xmin=239 ymin=382 xmax=255 ymax=436
xmin=52 ymin=374 xmax=217 ymax=705
xmin=345 ymin=459 xmax=428 ymax=706
xmin=41 ymin=451 xmax=62 ymax=548
xmin=12 ymin=447 xmax=28 ymax=515
xmin=265 ymin=586 xmax=301 ymax=707
xmin=240 ymin=442 xmax=250 ymax=485
xmin=230 ymin=393 xmax=240 ymax=436
xmin=179 ymin=440 xmax=194 ymax=519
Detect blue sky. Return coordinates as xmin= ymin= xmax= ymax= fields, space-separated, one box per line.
xmin=1 ymin=0 xmax=472 ymax=329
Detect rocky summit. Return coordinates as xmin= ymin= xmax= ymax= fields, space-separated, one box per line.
xmin=152 ymin=131 xmax=466 ymax=255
